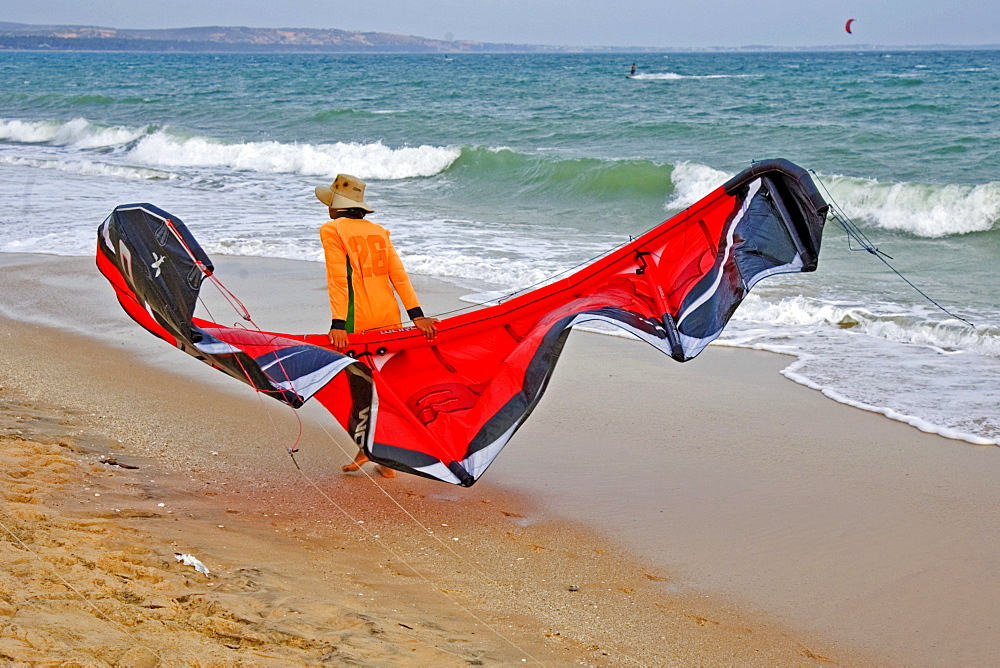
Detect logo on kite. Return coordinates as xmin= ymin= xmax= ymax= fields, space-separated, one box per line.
xmin=845 ymin=18 xmax=855 ymax=34
xmin=353 ymin=406 xmax=370 ymax=446
xmin=150 ymin=252 xmax=166 ymax=278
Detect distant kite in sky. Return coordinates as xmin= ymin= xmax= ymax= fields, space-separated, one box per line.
xmin=845 ymin=18 xmax=855 ymax=34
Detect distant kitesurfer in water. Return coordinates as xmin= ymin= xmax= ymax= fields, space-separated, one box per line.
xmin=630 ymin=63 xmax=637 ymax=76
xmin=316 ymin=173 xmax=439 ymax=477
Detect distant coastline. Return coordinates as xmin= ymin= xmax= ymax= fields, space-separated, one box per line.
xmin=1 ymin=21 xmax=996 ymax=53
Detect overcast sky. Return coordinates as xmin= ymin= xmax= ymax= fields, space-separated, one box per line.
xmin=5 ymin=1 xmax=998 ymax=48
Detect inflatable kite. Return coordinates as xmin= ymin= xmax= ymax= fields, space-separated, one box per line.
xmin=96 ymin=159 xmax=828 ymax=486
xmin=845 ymin=18 xmax=855 ymax=34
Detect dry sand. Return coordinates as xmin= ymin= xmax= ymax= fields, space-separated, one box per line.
xmin=0 ymin=386 xmax=855 ymax=666
xmin=1 ymin=252 xmax=996 ymax=665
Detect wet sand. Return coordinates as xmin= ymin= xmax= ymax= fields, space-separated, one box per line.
xmin=2 ymin=252 xmax=997 ymax=665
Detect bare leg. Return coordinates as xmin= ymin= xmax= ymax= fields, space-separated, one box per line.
xmin=375 ymin=465 xmax=396 ymax=478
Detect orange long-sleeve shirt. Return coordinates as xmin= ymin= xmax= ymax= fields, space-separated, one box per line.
xmin=320 ymin=216 xmax=423 ymax=333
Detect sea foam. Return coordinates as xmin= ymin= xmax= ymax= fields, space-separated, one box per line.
xmin=0 ymin=156 xmax=176 ymax=180
xmin=731 ymin=294 xmax=999 ymax=360
xmin=629 ymin=72 xmax=756 ymax=81
xmin=129 ymin=131 xmax=460 ymax=179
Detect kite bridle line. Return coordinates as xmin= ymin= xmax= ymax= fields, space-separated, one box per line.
xmin=146 ymin=212 xmax=694 ymax=662
xmin=306 ymin=417 xmax=620 ymax=664
xmin=283 ymin=442 xmax=546 ymax=666
xmin=193 ymin=272 xmax=307 ymax=457
xmin=164 ymin=218 xmax=255 ymax=322
xmin=165 ymin=214 xmax=313 ymax=455
xmin=163 ymin=196 xmax=731 ymax=661
xmin=809 ymin=171 xmax=976 ymax=329
xmin=188 ymin=262 xmax=548 ymax=665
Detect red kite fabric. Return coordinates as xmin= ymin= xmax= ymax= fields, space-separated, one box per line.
xmin=97 ymin=159 xmax=828 ymax=486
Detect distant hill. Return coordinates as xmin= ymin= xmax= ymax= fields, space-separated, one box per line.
xmin=0 ymin=22 xmax=995 ymax=53
xmin=0 ymin=21 xmax=563 ymax=53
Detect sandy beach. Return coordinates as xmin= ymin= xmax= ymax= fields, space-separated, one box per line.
xmin=2 ymin=252 xmax=998 ymax=665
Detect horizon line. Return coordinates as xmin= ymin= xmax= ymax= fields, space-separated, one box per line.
xmin=1 ymin=20 xmax=997 ymax=51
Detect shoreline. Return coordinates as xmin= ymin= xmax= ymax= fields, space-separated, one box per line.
xmin=4 ymin=252 xmax=1000 ymax=664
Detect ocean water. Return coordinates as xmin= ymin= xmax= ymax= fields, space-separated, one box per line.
xmin=1 ymin=50 xmax=998 ymax=444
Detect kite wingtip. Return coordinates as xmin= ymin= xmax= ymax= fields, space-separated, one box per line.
xmin=448 ymin=461 xmax=476 ymax=487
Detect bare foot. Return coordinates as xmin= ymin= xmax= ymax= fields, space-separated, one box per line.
xmin=343 ymin=450 xmax=369 ymax=473
xmin=342 ymin=451 xmax=395 ymax=478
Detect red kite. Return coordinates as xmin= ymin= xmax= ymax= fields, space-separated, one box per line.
xmin=96 ymin=160 xmax=828 ymax=486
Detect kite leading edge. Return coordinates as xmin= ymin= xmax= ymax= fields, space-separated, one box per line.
xmin=96 ymin=159 xmax=828 ymax=486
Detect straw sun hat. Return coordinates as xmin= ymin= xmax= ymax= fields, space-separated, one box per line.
xmin=315 ymin=174 xmax=374 ymax=212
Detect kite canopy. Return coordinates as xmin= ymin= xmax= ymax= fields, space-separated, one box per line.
xmin=845 ymin=18 xmax=855 ymax=34
xmin=97 ymin=159 xmax=828 ymax=486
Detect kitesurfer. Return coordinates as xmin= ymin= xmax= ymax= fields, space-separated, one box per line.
xmin=316 ymin=173 xmax=439 ymax=477
xmin=630 ymin=63 xmax=637 ymax=76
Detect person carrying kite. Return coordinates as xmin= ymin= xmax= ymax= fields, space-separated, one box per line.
xmin=316 ymin=173 xmax=439 ymax=476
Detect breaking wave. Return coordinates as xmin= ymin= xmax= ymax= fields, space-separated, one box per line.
xmin=129 ymin=133 xmax=460 ymax=179
xmin=665 ymin=162 xmax=731 ymax=209
xmin=0 ymin=116 xmax=461 ymax=180
xmin=0 ymin=117 xmax=151 ymax=148
xmin=667 ymin=160 xmax=1000 ymax=238
xmin=820 ymin=174 xmax=1000 ymax=237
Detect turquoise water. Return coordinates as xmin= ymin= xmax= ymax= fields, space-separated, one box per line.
xmin=1 ymin=50 xmax=998 ymax=442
